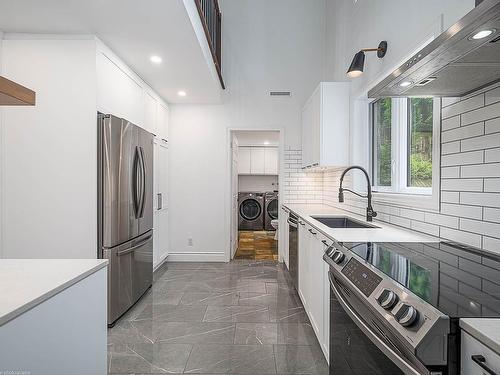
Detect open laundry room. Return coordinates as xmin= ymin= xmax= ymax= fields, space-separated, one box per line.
xmin=230 ymin=130 xmax=281 ymax=260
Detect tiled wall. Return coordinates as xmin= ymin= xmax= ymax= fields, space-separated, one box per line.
xmin=286 ymin=83 xmax=500 ymax=254
xmin=283 ymin=147 xmax=323 ymax=204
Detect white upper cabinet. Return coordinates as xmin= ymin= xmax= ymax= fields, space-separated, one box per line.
xmin=96 ymin=48 xmax=169 ymax=138
xmin=264 ymin=147 xmax=278 ymax=175
xmin=238 ymin=147 xmax=252 ymax=174
xmin=238 ymin=146 xmax=278 ymax=175
xmin=96 ymin=52 xmax=143 ymax=126
xmin=301 ymin=82 xmax=350 ymax=169
xmin=250 ymin=147 xmax=266 ymax=174
xmin=143 ymin=91 xmax=157 ymax=135
xmin=156 ymin=103 xmax=169 ymax=140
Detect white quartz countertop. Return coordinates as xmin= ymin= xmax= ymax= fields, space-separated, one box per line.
xmin=461 ymin=319 xmax=500 ymax=354
xmin=283 ymin=203 xmax=437 ymax=243
xmin=0 ymin=259 xmax=108 ymax=326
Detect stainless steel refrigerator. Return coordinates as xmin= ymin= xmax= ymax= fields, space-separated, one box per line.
xmin=97 ymin=113 xmax=153 ymax=326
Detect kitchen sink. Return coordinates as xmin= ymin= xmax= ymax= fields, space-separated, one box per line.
xmin=311 ymin=216 xmax=379 ymax=229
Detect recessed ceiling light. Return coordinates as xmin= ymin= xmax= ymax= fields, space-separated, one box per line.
xmin=399 ymin=81 xmax=412 ymax=87
xmin=177 ymin=90 xmax=187 ymax=97
xmin=264 ymin=141 xmax=270 ymax=145
xmin=150 ymin=55 xmax=162 ymax=64
xmin=471 ymin=29 xmax=495 ymax=40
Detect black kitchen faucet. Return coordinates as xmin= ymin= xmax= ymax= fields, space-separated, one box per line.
xmin=338 ymin=165 xmax=377 ymax=222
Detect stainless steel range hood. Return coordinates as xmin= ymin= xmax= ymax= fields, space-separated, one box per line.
xmin=368 ymin=0 xmax=500 ymax=98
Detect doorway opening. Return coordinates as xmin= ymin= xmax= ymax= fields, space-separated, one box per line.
xmin=229 ymin=130 xmax=281 ymax=261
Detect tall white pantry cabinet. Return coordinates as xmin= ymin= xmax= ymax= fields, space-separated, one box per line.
xmin=0 ymin=35 xmax=169 ymax=265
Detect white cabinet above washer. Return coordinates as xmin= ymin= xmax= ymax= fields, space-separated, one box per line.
xmin=238 ymin=146 xmax=278 ymax=175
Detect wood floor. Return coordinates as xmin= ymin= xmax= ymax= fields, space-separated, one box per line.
xmin=235 ymin=230 xmax=278 ymax=260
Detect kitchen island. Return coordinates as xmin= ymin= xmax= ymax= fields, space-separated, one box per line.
xmin=0 ymin=259 xmax=108 ymax=375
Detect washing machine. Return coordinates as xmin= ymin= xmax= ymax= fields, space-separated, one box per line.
xmin=238 ymin=192 xmax=264 ymax=230
xmin=264 ymin=191 xmax=279 ymax=230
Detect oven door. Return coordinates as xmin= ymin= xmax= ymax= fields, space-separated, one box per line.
xmin=329 ymin=271 xmax=426 ymax=375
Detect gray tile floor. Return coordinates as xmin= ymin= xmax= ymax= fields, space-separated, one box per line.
xmin=108 ymin=260 xmax=329 ymax=374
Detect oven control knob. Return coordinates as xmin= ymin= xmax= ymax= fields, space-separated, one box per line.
xmin=377 ymin=289 xmax=399 ymax=310
xmin=332 ymin=251 xmax=345 ymax=264
xmin=395 ymin=304 xmax=419 ymax=327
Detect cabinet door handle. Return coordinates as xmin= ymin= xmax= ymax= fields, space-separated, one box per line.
xmin=299 ymin=221 xmax=305 ymax=226
xmin=471 ymin=355 xmax=499 ymax=375
xmin=308 ymin=229 xmax=317 ymax=235
xmin=157 ymin=193 xmax=163 ymax=210
xmin=322 ymin=240 xmax=329 ymax=246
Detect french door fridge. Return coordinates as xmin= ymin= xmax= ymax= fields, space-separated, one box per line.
xmin=97 ymin=113 xmax=153 ymax=326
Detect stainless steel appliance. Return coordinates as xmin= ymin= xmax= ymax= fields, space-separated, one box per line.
xmin=238 ymin=192 xmax=264 ymax=230
xmin=97 ymin=113 xmax=153 ymax=326
xmin=264 ymin=191 xmax=278 ymax=230
xmin=369 ymin=0 xmax=500 ymax=98
xmin=287 ymin=212 xmax=298 ymax=288
xmin=324 ymin=241 xmax=500 ymax=374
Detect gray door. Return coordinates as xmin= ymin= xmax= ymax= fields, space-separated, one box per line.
xmin=101 ymin=115 xmax=140 ymax=247
xmin=136 ymin=125 xmax=154 ymax=235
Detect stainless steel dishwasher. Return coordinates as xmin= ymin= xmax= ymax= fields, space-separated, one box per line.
xmin=287 ymin=212 xmax=299 ymax=289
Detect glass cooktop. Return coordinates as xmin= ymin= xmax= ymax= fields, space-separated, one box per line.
xmin=341 ymin=241 xmax=500 ymax=319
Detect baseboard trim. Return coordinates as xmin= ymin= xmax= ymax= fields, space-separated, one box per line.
xmin=153 ymin=253 xmax=169 ymax=272
xmin=166 ymin=252 xmax=227 ymax=262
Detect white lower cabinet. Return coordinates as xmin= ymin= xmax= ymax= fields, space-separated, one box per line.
xmin=297 ymin=221 xmax=330 ymax=362
xmin=153 ymin=140 xmax=169 ymax=268
xmin=280 ymin=207 xmax=290 ymax=267
xmin=462 ymin=330 xmax=500 ymax=374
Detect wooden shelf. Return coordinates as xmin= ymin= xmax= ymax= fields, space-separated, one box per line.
xmin=0 ymin=76 xmax=36 ymax=106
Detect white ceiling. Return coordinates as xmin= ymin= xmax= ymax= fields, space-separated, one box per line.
xmin=234 ymin=130 xmax=280 ymax=146
xmin=0 ymin=0 xmax=222 ymax=104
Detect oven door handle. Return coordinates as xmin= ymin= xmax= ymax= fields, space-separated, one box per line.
xmin=328 ymin=272 xmax=424 ymax=375
xmin=287 ymin=217 xmax=298 ymax=228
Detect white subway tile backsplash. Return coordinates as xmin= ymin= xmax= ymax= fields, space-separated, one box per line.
xmin=441 ymin=179 xmax=483 ymax=192
xmin=483 ymin=237 xmax=500 ymax=253
xmin=462 ymin=102 xmax=500 ymax=126
xmin=486 ymin=117 xmax=500 ymax=134
xmin=460 ymin=218 xmax=500 ymax=238
xmin=460 ymin=192 xmax=500 ymax=208
xmin=461 ymin=132 xmax=500 ymax=152
xmin=440 ymin=227 xmax=482 ymax=248
xmin=424 ymin=212 xmax=459 ymax=228
xmin=461 ymin=163 xmax=500 ymax=178
xmin=442 ymin=94 xmax=484 ymax=119
xmin=400 ymin=208 xmax=425 ymax=221
xmin=441 ymin=203 xmax=483 ymax=219
xmin=442 ymin=116 xmax=460 ymax=131
xmin=485 ymin=179 xmax=500 ymax=193
xmin=441 ymin=150 xmax=483 ymax=166
xmin=485 ymin=148 xmax=500 ymax=163
xmin=484 ymin=208 xmax=500 ymax=223
xmin=441 ymin=142 xmax=461 ymax=155
xmin=486 ymin=86 xmax=500 ymax=106
xmin=411 ymin=220 xmax=440 ymax=236
xmin=442 ymin=97 xmax=460 ymax=108
xmin=441 ymin=192 xmax=460 ymax=204
xmin=441 ymin=166 xmax=460 ymax=179
xmin=441 ymin=122 xmax=484 ymax=143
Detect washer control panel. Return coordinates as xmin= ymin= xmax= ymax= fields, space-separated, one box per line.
xmin=341 ymin=258 xmax=382 ymax=297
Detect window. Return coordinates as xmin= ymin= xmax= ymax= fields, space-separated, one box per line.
xmin=370 ymin=97 xmax=440 ymax=204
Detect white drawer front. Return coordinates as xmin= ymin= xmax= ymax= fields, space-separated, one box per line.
xmin=462 ymin=331 xmax=500 ymax=375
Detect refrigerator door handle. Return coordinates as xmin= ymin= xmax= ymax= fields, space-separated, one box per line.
xmin=116 ymin=234 xmax=153 ymax=256
xmin=138 ymin=146 xmax=147 ymax=218
xmin=132 ymin=146 xmax=141 ymax=219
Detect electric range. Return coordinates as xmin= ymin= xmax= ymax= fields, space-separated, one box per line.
xmin=323 ymin=240 xmax=500 ymax=375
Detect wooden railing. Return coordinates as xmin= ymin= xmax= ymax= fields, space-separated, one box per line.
xmin=194 ymin=0 xmax=225 ymax=89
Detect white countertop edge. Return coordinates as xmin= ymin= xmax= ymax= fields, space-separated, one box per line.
xmin=0 ymin=259 xmax=108 ymax=327
xmin=460 ymin=318 xmax=500 ymax=355
xmin=283 ymin=203 xmax=437 ymax=243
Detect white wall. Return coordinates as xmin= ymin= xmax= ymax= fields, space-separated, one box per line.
xmin=238 ymin=175 xmax=278 ymax=193
xmin=1 ymin=37 xmax=98 ymax=258
xmin=168 ymin=0 xmax=326 ymax=261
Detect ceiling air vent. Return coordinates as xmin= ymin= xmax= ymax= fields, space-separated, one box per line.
xmin=269 ymin=91 xmax=291 ymax=97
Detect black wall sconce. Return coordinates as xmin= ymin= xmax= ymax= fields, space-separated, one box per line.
xmin=347 ymin=41 xmax=388 ymax=78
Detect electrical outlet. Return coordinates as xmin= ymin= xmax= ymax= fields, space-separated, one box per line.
xmin=188 ymin=238 xmax=193 ymax=246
